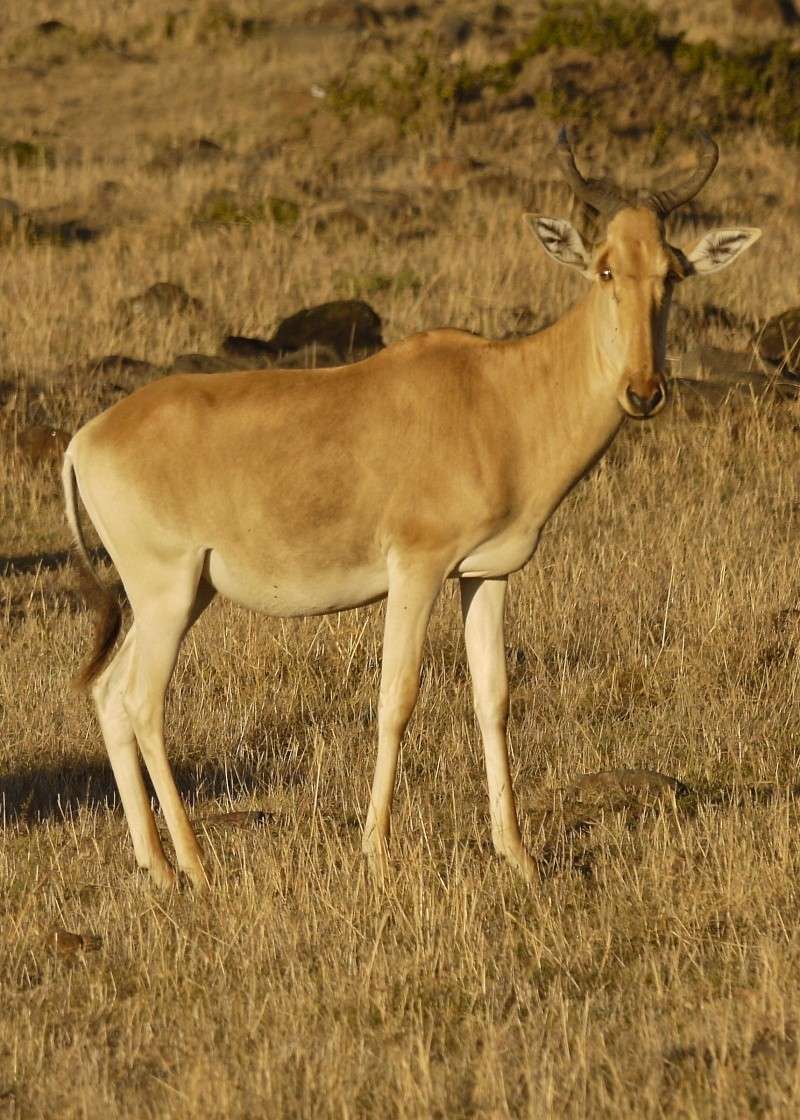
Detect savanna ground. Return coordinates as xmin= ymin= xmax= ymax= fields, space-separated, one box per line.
xmin=3 ymin=1 xmax=800 ymax=1116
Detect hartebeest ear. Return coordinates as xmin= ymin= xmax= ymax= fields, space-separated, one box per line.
xmin=686 ymin=227 xmax=762 ymax=275
xmin=524 ymin=214 xmax=591 ymax=274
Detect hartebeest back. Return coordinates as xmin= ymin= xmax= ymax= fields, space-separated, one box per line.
xmin=63 ymin=132 xmax=760 ymax=889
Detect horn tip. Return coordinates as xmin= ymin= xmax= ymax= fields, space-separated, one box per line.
xmin=691 ymin=127 xmax=719 ymax=158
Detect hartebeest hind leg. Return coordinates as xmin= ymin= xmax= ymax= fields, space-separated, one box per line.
xmin=92 ymin=626 xmax=175 ymax=889
xmin=90 ymin=551 xmax=215 ymax=889
xmin=460 ymin=576 xmax=537 ymax=882
xmin=362 ymin=559 xmax=443 ymax=878
xmin=120 ymin=576 xmax=216 ymax=890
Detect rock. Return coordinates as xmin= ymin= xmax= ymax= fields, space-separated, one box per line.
xmin=14 ymin=426 xmax=70 ymax=468
xmin=147 ymin=137 xmax=224 ymax=172
xmin=271 ymin=299 xmax=383 ymax=361
xmin=220 ymin=335 xmax=277 ymax=363
xmin=47 ymin=927 xmax=101 ymax=958
xmin=194 ymin=188 xmax=277 ymax=227
xmin=566 ymin=769 xmax=691 ymax=809
xmin=0 ymin=380 xmax=19 ymax=415
xmin=309 ymin=203 xmax=371 ymax=236
xmin=436 ymin=13 xmax=474 ymax=49
xmin=671 ymin=346 xmax=752 ymax=381
xmin=308 ymin=2 xmax=384 ymax=29
xmin=0 ymin=198 xmax=24 ymax=239
xmin=755 ymin=307 xmax=800 ymax=368
xmin=267 ymin=196 xmax=300 ymax=227
xmin=116 ymin=282 xmax=205 ymax=324
xmin=0 ymin=138 xmax=53 ymax=169
xmin=170 ymin=353 xmax=243 ymax=374
xmin=87 ymin=354 xmax=160 ymax=378
xmin=239 ymin=17 xmax=273 ymax=37
xmin=195 ymin=190 xmax=300 ymax=228
xmin=698 ymin=303 xmax=740 ymax=332
xmin=30 ymin=218 xmax=102 ymax=245
xmin=668 ymin=374 xmax=799 ymax=419
xmin=386 ymin=3 xmax=423 ymax=20
xmin=274 ymin=344 xmax=341 ymax=369
xmin=732 ymin=0 xmax=797 ymax=22
xmin=427 ymin=156 xmax=487 ymax=187
xmin=22 ymin=181 xmax=144 ymax=246
xmin=36 ymin=18 xmax=72 ymax=35
xmin=501 ymin=304 xmax=549 ymax=338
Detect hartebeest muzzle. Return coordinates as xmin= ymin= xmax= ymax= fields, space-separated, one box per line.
xmin=622 ymin=375 xmax=667 ymax=419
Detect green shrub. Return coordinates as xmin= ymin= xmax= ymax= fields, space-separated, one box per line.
xmin=328 ymin=0 xmax=800 ymax=145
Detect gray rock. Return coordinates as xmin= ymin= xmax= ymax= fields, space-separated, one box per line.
xmin=116 ymin=282 xmax=205 ymax=324
xmin=566 ymin=769 xmax=690 ymax=808
xmin=308 ymin=2 xmax=384 ymax=30
xmin=0 ymin=197 xmax=22 ymax=225
xmin=274 ymin=344 xmax=341 ymax=369
xmin=87 ymin=354 xmax=160 ymax=378
xmin=436 ymin=12 xmax=474 ymax=48
xmin=220 ymin=335 xmax=277 ymax=363
xmin=271 ymin=299 xmax=383 ymax=361
xmin=147 ymin=137 xmax=224 ymax=172
xmin=31 ymin=218 xmax=102 ymax=245
xmin=732 ymin=0 xmax=797 ymax=23
xmin=36 ymin=18 xmax=72 ymax=35
xmin=14 ymin=425 xmax=70 ymax=468
xmin=671 ymin=346 xmax=752 ymax=381
xmin=755 ymin=307 xmax=800 ymax=368
xmin=170 ymin=353 xmax=244 ymax=374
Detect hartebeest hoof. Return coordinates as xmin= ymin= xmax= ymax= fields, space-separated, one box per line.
xmin=363 ymin=839 xmax=391 ymax=887
xmin=146 ymin=859 xmax=177 ymax=891
xmin=503 ymin=847 xmax=540 ymax=885
xmin=180 ymin=862 xmax=211 ymax=892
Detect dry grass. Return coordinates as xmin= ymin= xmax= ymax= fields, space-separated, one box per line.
xmin=3 ymin=2 xmax=800 ymax=1117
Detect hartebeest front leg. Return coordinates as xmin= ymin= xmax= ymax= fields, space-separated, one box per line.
xmin=460 ymin=576 xmax=538 ymax=883
xmin=363 ymin=560 xmax=442 ymax=879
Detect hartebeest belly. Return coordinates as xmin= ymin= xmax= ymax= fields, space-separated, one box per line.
xmin=63 ymin=130 xmax=761 ymax=890
xmin=73 ymin=356 xmax=537 ymax=613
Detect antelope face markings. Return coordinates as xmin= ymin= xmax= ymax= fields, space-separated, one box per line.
xmin=526 ymin=132 xmax=761 ymax=423
xmin=595 ymin=208 xmax=671 ymax=420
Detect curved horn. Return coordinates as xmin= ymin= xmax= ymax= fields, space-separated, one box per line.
xmin=648 ymin=131 xmax=719 ymax=215
xmin=554 ymin=127 xmax=624 ymax=214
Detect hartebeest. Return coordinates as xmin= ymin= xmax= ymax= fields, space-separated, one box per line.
xmin=63 ymin=132 xmax=759 ymax=889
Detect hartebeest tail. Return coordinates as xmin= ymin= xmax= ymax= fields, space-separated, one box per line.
xmin=61 ymin=452 xmax=122 ymax=689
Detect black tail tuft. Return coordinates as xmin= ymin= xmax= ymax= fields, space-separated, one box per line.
xmin=71 ymin=556 xmax=123 ymax=690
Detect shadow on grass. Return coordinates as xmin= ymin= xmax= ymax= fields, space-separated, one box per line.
xmin=0 ymin=545 xmax=108 ymax=578
xmin=0 ymin=756 xmax=269 ymax=825
xmin=532 ymin=782 xmax=800 ymax=880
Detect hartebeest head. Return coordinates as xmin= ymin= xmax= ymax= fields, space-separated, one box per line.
xmin=526 ymin=130 xmax=761 ymax=419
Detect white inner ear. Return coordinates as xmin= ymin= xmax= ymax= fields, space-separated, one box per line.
xmin=524 ymin=214 xmax=591 ymax=273
xmin=687 ymin=227 xmax=762 ymax=275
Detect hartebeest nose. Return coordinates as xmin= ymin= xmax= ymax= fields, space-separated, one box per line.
xmin=626 ymin=383 xmax=665 ymax=418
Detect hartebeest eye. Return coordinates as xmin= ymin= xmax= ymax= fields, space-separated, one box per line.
xmin=599 ymin=267 xmax=613 ymax=282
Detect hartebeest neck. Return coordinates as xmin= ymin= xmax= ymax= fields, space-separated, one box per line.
xmin=490 ymin=289 xmax=627 ymax=520
xmin=518 ymin=287 xmax=625 ymax=438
